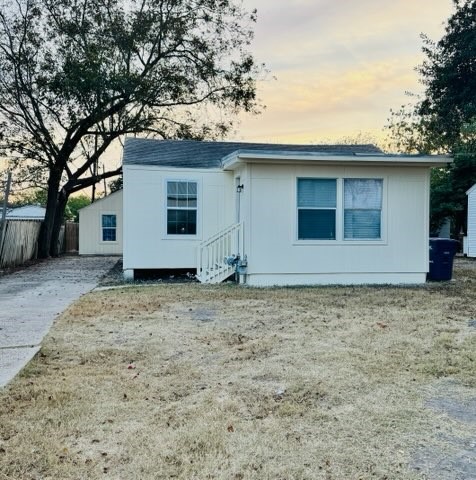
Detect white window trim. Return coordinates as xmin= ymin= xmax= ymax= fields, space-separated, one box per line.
xmin=163 ymin=178 xmax=201 ymax=240
xmin=342 ymin=178 xmax=384 ymax=242
xmin=100 ymin=212 xmax=118 ymax=244
xmin=296 ymin=177 xmax=338 ymax=242
xmin=294 ymin=176 xmax=387 ymax=246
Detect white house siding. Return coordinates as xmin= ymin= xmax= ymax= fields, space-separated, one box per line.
xmin=79 ymin=190 xmax=123 ymax=255
xmin=123 ymin=165 xmax=234 ymax=276
xmin=467 ymin=185 xmax=476 ymax=257
xmin=242 ymin=163 xmax=430 ymax=286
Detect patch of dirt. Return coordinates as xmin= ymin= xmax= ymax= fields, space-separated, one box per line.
xmin=0 ymin=257 xmax=45 ymax=277
xmin=412 ymin=380 xmax=476 ymax=479
xmin=97 ymin=258 xmax=124 ymax=286
xmin=97 ymin=258 xmax=200 ymax=286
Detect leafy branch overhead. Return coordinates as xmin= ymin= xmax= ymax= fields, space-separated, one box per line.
xmin=0 ymin=0 xmax=264 ymax=256
xmin=386 ymin=0 xmax=476 ymax=234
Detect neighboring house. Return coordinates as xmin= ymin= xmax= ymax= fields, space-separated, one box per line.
xmin=78 ymin=190 xmax=123 ymax=255
xmin=5 ymin=205 xmax=46 ymax=220
xmin=122 ymin=137 xmax=450 ymax=285
xmin=464 ymin=184 xmax=476 ymax=257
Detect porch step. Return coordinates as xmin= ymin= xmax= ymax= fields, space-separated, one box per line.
xmin=196 ymin=265 xmax=235 ymax=284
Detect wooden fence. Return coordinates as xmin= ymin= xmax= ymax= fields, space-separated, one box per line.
xmin=0 ymin=219 xmax=42 ymax=269
xmin=64 ymin=222 xmax=79 ymax=252
xmin=0 ymin=220 xmax=80 ymax=269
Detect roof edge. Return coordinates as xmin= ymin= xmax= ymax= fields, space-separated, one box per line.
xmin=78 ymin=189 xmax=123 ymax=211
xmin=221 ymin=150 xmax=453 ymax=169
xmin=466 ymin=183 xmax=476 ymax=195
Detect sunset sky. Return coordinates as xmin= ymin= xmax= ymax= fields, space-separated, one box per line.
xmin=0 ymin=1 xmax=457 ymax=179
xmin=236 ymin=0 xmax=454 ymax=145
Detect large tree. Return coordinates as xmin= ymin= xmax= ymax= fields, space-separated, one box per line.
xmin=0 ymin=0 xmax=262 ymax=256
xmin=418 ymin=0 xmax=476 ymax=148
xmin=387 ymin=0 xmax=476 ymax=235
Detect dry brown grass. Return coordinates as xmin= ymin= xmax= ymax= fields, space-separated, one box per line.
xmin=1 ymin=259 xmax=476 ymax=479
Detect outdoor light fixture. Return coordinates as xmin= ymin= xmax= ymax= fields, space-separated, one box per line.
xmin=236 ymin=184 xmax=244 ymax=193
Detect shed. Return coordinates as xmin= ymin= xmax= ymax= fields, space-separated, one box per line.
xmin=78 ymin=190 xmax=123 ymax=255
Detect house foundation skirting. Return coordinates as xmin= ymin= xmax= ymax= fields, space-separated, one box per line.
xmin=244 ymin=272 xmax=427 ymax=287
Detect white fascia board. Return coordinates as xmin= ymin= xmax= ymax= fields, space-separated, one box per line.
xmin=466 ymin=183 xmax=476 ymax=196
xmin=221 ymin=151 xmax=453 ymax=170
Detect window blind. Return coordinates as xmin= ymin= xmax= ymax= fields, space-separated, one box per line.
xmin=297 ymin=179 xmax=337 ymax=240
xmin=344 ymin=179 xmax=382 ymax=239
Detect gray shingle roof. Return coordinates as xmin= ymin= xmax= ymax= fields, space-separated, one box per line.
xmin=122 ymin=137 xmax=382 ymax=169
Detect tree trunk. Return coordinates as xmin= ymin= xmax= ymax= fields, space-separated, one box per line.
xmin=50 ymin=191 xmax=68 ymax=256
xmin=38 ymin=170 xmax=62 ymax=258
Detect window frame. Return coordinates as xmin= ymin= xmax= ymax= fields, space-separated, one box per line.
xmin=100 ymin=213 xmax=117 ymax=243
xmin=343 ymin=178 xmax=384 ymax=241
xmin=295 ymin=176 xmax=386 ymax=245
xmin=296 ymin=177 xmax=338 ymax=241
xmin=163 ymin=178 xmax=200 ymax=239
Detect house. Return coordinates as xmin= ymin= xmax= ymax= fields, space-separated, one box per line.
xmin=122 ymin=137 xmax=451 ymax=285
xmin=5 ymin=205 xmax=46 ymax=220
xmin=78 ymin=190 xmax=123 ymax=255
xmin=464 ymin=183 xmax=476 ymax=257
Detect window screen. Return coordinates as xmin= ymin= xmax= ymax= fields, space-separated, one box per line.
xmin=344 ymin=179 xmax=382 ymax=239
xmin=167 ymin=181 xmax=197 ymax=235
xmin=297 ymin=179 xmax=336 ymax=240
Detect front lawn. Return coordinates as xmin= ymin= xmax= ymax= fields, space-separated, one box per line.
xmin=1 ymin=259 xmax=475 ymax=479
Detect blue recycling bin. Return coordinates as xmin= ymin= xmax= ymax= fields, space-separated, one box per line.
xmin=428 ymin=238 xmax=459 ymax=281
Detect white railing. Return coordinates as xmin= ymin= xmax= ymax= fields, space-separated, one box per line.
xmin=196 ymin=222 xmax=243 ymax=284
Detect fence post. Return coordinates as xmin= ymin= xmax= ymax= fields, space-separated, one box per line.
xmin=0 ymin=171 xmax=12 ymax=260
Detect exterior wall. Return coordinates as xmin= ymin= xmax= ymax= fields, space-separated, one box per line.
xmin=468 ymin=186 xmax=476 ymax=257
xmin=123 ymin=165 xmax=235 ymax=272
xmin=242 ymin=163 xmax=431 ymax=286
xmin=79 ymin=190 xmax=123 ymax=255
xmin=124 ymin=160 xmax=433 ymax=285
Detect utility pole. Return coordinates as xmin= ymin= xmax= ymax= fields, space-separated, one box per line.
xmin=0 ymin=171 xmax=12 ymax=256
xmin=91 ymin=158 xmax=97 ymax=203
xmin=102 ymin=165 xmax=107 ymax=196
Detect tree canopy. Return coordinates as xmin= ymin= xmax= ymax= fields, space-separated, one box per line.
xmin=417 ymin=0 xmax=476 ymax=149
xmin=64 ymin=195 xmax=91 ymax=222
xmin=109 ymin=176 xmax=123 ymax=193
xmin=386 ymin=0 xmax=476 ymax=235
xmin=0 ymin=0 xmax=263 ymax=256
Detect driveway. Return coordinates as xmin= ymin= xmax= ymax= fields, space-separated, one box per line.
xmin=0 ymin=255 xmax=118 ymax=387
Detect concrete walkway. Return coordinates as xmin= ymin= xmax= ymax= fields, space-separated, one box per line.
xmin=0 ymin=255 xmax=118 ymax=387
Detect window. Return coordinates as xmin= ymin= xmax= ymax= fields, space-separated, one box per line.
xmin=167 ymin=181 xmax=197 ymax=235
xmin=297 ymin=178 xmax=336 ymax=240
xmin=296 ymin=177 xmax=384 ymax=242
xmin=102 ymin=214 xmax=117 ymax=242
xmin=344 ymin=179 xmax=383 ymax=239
